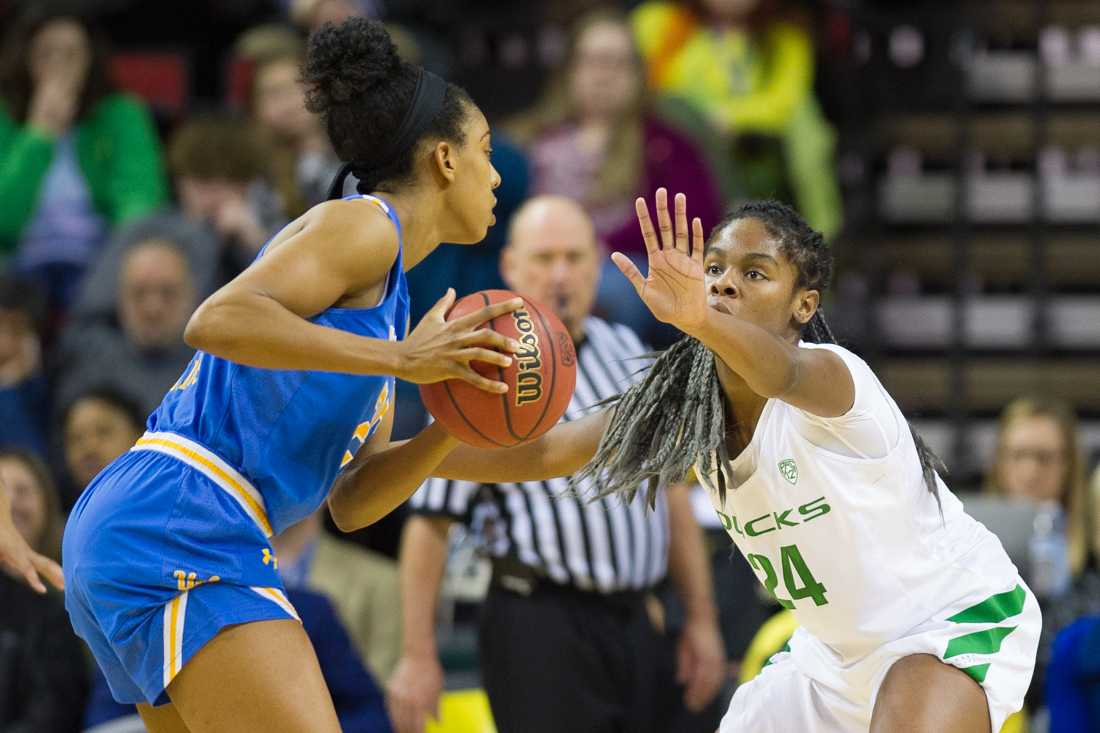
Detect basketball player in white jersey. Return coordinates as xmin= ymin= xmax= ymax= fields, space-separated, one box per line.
xmin=344 ymin=189 xmax=1040 ymax=731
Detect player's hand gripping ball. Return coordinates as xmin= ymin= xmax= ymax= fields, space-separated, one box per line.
xmin=420 ymin=290 xmax=577 ymax=448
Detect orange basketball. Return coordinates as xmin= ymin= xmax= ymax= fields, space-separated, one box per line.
xmin=420 ymin=289 xmax=577 ymax=449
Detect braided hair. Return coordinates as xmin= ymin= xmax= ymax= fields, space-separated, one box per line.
xmin=574 ymin=200 xmax=945 ymax=509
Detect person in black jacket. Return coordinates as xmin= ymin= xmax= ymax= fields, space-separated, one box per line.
xmin=0 ymin=449 xmax=87 ymax=732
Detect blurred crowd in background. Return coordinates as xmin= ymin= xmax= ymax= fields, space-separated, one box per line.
xmin=1 ymin=0 xmax=1099 ymax=731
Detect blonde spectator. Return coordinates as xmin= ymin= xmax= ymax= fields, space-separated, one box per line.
xmin=509 ymin=9 xmax=722 ymax=342
xmin=990 ymin=400 xmax=1098 ymax=723
xmin=985 ymin=396 xmax=1091 ymax=577
xmin=511 ymin=9 xmax=721 ymax=256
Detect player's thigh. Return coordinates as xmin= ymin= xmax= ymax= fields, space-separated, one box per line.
xmin=870 ymin=653 xmax=990 ymax=733
xmin=165 ymin=619 xmax=341 ymax=733
xmin=137 ymin=702 xmax=192 ymax=733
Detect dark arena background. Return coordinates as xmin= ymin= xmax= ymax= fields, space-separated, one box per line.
xmin=1 ymin=1 xmax=1098 ymax=731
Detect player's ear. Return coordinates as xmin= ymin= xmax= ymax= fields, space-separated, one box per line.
xmin=432 ymin=141 xmax=457 ymax=184
xmin=793 ymin=288 xmax=819 ymax=326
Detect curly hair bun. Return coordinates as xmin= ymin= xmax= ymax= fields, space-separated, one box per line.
xmin=303 ymin=16 xmax=402 ymax=113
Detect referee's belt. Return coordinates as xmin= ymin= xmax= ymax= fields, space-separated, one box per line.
xmin=489 ymin=557 xmax=648 ymax=609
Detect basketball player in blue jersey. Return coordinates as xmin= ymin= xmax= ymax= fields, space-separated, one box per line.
xmin=62 ymin=18 xmax=523 ymax=733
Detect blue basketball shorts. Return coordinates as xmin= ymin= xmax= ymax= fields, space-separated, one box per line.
xmin=63 ymin=436 xmax=300 ymax=705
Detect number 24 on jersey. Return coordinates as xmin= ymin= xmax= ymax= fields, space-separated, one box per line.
xmin=747 ymin=544 xmax=829 ymax=609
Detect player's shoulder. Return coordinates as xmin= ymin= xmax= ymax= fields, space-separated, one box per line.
xmin=304 ymin=196 xmax=400 ymax=266
xmin=795 ymin=341 xmax=898 ymax=425
xmin=799 ymin=340 xmax=872 ymax=375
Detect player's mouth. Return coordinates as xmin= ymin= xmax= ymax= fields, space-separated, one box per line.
xmin=709 ymin=299 xmax=733 ymax=315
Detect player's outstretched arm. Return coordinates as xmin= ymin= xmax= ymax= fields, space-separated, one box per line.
xmin=617 ymin=189 xmax=854 ymax=417
xmin=433 ymin=408 xmax=612 ymax=483
xmin=686 ymin=309 xmax=854 ymax=417
xmin=328 ymin=408 xmax=612 ymax=531
xmin=183 ymin=200 xmax=521 ymax=392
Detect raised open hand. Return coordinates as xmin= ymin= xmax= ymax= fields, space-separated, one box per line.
xmin=611 ymin=188 xmax=708 ymax=332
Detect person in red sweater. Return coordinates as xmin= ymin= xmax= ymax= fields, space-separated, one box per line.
xmin=508 ymin=9 xmax=723 ymax=344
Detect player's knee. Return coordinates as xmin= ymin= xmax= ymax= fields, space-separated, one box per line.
xmin=871 ymin=654 xmax=991 ymax=733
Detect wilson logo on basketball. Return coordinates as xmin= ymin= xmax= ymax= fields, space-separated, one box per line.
xmin=512 ymin=309 xmax=544 ymax=406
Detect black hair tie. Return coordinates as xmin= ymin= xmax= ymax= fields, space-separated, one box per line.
xmin=326 ymin=161 xmax=356 ymax=201
xmin=326 ymin=68 xmax=449 ymax=200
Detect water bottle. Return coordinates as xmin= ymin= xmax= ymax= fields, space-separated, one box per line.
xmin=1029 ymin=500 xmax=1070 ymax=599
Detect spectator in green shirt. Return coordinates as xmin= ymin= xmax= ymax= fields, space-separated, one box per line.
xmin=0 ymin=6 xmax=167 ymax=310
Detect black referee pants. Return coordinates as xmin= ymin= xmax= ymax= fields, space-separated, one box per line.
xmin=478 ymin=583 xmax=669 ymax=733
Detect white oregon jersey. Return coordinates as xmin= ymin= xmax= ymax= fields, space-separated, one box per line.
xmin=696 ymin=342 xmax=1013 ymax=663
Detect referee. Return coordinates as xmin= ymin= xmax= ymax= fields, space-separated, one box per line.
xmin=386 ymin=196 xmax=726 ymax=733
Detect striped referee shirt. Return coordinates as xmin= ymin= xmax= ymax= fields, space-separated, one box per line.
xmin=409 ymin=316 xmax=670 ymax=593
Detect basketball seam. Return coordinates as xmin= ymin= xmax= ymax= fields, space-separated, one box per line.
xmin=441 ymin=378 xmax=508 ymax=448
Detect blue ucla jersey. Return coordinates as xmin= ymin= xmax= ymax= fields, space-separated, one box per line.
xmin=145 ymin=194 xmax=410 ymax=535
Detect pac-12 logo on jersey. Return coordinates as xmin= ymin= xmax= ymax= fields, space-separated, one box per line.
xmin=339 ymin=382 xmax=391 ymax=468
xmin=778 ymin=459 xmax=799 ymax=485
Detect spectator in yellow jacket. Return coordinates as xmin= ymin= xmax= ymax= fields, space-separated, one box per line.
xmin=632 ymin=0 xmax=842 ymax=239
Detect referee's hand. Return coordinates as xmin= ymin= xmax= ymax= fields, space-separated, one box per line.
xmin=387 ymin=653 xmax=444 ymax=733
xmin=677 ymin=615 xmax=727 ymax=712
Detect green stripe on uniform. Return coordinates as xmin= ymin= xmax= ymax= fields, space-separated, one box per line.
xmin=960 ymin=663 xmax=991 ymax=684
xmin=946 ymin=585 xmax=1026 ymax=624
xmin=944 ymin=625 xmax=1017 ymax=660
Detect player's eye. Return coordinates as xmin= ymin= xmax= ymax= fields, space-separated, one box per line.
xmin=706 ymin=264 xmax=722 ymax=276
